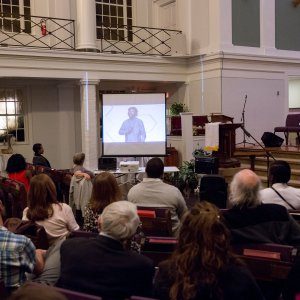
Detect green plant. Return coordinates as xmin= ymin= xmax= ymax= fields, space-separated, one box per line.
xmin=171 ymin=160 xmax=198 ymax=192
xmin=169 ymin=102 xmax=189 ymax=116
xmin=192 ymin=148 xmax=211 ymax=159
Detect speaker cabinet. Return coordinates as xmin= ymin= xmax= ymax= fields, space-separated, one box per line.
xmin=261 ymin=132 xmax=284 ymax=147
xmin=195 ymin=157 xmax=218 ymax=174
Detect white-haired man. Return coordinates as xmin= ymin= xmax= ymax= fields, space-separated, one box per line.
xmin=58 ymin=201 xmax=155 ymax=299
xmin=223 ymin=169 xmax=300 ymax=246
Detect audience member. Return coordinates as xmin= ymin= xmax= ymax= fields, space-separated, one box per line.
xmin=154 ymin=201 xmax=264 ymax=300
xmin=223 ymin=169 xmax=300 ymax=246
xmin=22 ymin=174 xmax=79 ymax=245
xmin=71 ymin=152 xmax=94 ymax=178
xmin=5 ymin=153 xmax=31 ymax=192
xmin=0 ymin=200 xmax=45 ymax=294
xmin=260 ymin=160 xmax=300 ymax=210
xmin=83 ymin=172 xmax=122 ymax=232
xmin=8 ymin=282 xmax=67 ymax=300
xmin=58 ymin=201 xmax=155 ymax=299
xmin=32 ymin=143 xmax=51 ymax=168
xmin=128 ymin=157 xmax=187 ymax=235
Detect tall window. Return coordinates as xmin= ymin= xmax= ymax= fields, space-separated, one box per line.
xmin=96 ymin=0 xmax=133 ymax=41
xmin=0 ymin=89 xmax=25 ymax=143
xmin=0 ymin=0 xmax=31 ymax=34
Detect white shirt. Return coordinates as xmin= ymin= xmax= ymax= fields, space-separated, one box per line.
xmin=127 ymin=178 xmax=187 ymax=234
xmin=23 ymin=203 xmax=79 ymax=245
xmin=260 ymin=183 xmax=300 ymax=210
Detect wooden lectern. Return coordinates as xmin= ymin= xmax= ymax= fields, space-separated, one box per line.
xmin=210 ymin=114 xmax=241 ymax=168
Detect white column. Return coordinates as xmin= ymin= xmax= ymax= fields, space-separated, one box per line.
xmin=80 ymin=79 xmax=100 ymax=171
xmin=260 ymin=0 xmax=276 ymax=54
xmin=76 ymin=0 xmax=98 ymax=51
xmin=180 ymin=112 xmax=193 ymax=162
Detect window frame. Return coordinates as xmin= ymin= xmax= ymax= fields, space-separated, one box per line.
xmin=95 ymin=0 xmax=133 ymax=42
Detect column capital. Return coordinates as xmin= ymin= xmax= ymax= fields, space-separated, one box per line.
xmin=79 ymin=79 xmax=100 ymax=86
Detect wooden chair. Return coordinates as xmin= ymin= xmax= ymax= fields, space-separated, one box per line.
xmin=141 ymin=236 xmax=177 ymax=266
xmin=274 ymin=114 xmax=300 ymax=145
xmin=137 ymin=206 xmax=173 ymax=237
xmin=0 ymin=176 xmax=27 ymax=219
xmin=193 ymin=115 xmax=209 ymax=135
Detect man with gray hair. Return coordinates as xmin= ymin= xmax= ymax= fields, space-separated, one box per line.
xmin=223 ymin=169 xmax=300 ymax=246
xmin=58 ymin=201 xmax=155 ymax=299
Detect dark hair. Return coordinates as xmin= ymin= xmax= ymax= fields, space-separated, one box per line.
xmin=6 ymin=154 xmax=27 ymax=173
xmin=145 ymin=157 xmax=164 ymax=178
xmin=128 ymin=106 xmax=138 ymax=114
xmin=269 ymin=160 xmax=291 ymax=184
xmin=33 ymin=143 xmax=42 ymax=155
xmin=26 ymin=174 xmax=59 ymax=221
xmin=90 ymin=172 xmax=122 ymax=213
xmin=169 ymin=202 xmax=238 ymax=300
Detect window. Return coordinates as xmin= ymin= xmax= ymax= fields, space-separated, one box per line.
xmin=0 ymin=89 xmax=25 ymax=143
xmin=96 ymin=0 xmax=133 ymax=41
xmin=0 ymin=0 xmax=31 ymax=34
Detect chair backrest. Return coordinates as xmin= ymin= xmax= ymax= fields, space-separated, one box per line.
xmin=286 ymin=114 xmax=300 ymax=127
xmin=193 ymin=115 xmax=209 ymax=127
xmin=0 ymin=176 xmax=27 ymax=219
xmin=136 ymin=206 xmax=173 ymax=237
xmin=199 ymin=175 xmax=227 ymax=208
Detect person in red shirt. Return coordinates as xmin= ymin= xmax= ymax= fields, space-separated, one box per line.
xmin=6 ymin=153 xmax=31 ymax=191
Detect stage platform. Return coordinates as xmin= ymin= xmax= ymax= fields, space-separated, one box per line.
xmin=234 ymin=144 xmax=300 ymax=188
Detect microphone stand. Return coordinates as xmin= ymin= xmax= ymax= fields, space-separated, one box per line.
xmin=236 ymin=95 xmax=255 ymax=147
xmin=241 ymin=125 xmax=276 ymax=186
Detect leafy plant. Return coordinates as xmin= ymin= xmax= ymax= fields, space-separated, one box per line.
xmin=192 ymin=148 xmax=211 ymax=159
xmin=169 ymin=102 xmax=189 ymax=116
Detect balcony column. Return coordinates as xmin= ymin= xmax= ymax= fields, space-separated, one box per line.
xmin=80 ymin=79 xmax=100 ymax=171
xmin=76 ymin=0 xmax=98 ymax=51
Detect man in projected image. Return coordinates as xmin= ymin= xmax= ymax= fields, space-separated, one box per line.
xmin=119 ymin=106 xmax=146 ymax=142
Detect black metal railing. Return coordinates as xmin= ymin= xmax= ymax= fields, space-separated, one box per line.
xmin=0 ymin=13 xmax=75 ymax=50
xmin=98 ymin=24 xmax=182 ymax=56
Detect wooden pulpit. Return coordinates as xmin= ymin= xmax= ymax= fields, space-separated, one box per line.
xmin=212 ymin=121 xmax=241 ymax=168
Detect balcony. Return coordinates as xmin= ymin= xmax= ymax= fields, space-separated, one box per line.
xmin=0 ymin=14 xmax=182 ymax=56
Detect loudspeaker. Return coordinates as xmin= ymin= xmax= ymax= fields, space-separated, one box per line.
xmin=195 ymin=157 xmax=218 ymax=174
xmin=261 ymin=132 xmax=284 ymax=147
xmin=98 ymin=157 xmax=117 ymax=171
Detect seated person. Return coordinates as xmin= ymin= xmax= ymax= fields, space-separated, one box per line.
xmin=58 ymin=201 xmax=155 ymax=299
xmin=32 ymin=143 xmax=51 ymax=168
xmin=0 ymin=201 xmax=45 ymax=294
xmin=22 ymin=174 xmax=79 ymax=245
xmin=6 ymin=153 xmax=31 ymax=192
xmin=71 ymin=152 xmax=94 ymax=179
xmin=83 ymin=172 xmax=122 ymax=232
xmin=154 ymin=201 xmax=264 ymax=300
xmin=223 ymin=169 xmax=300 ymax=246
xmin=260 ymin=160 xmax=300 ymax=210
xmin=128 ymin=157 xmax=187 ymax=235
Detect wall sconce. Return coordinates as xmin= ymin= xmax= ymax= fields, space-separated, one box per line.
xmin=293 ymin=0 xmax=300 ymax=7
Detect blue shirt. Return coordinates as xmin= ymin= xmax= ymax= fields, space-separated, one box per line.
xmin=0 ymin=226 xmax=36 ymax=288
xmin=119 ymin=118 xmax=146 ymax=142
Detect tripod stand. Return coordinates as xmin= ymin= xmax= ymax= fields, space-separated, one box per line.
xmin=236 ymin=94 xmax=255 ymax=147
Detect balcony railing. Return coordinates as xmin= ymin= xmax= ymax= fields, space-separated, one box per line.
xmin=0 ymin=13 xmax=75 ymax=50
xmin=0 ymin=14 xmax=182 ymax=56
xmin=97 ymin=23 xmax=182 ymax=56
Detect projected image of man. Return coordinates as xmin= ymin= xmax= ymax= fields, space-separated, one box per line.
xmin=119 ymin=107 xmax=146 ymax=142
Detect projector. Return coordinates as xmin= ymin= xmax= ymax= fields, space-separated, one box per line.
xmin=119 ymin=161 xmax=139 ymax=172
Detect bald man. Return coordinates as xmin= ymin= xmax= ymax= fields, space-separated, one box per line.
xmin=223 ymin=169 xmax=300 ymax=247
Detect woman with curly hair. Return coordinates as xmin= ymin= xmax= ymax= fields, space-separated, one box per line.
xmin=83 ymin=172 xmax=122 ymax=232
xmin=23 ymin=174 xmax=79 ymax=245
xmin=154 ymin=202 xmax=264 ymax=300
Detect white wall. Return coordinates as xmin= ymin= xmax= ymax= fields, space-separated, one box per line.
xmin=289 ymin=79 xmax=300 ymax=109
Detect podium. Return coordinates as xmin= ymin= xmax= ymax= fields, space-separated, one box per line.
xmin=213 ymin=123 xmax=241 ymax=168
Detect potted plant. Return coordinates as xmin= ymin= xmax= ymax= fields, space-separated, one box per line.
xmin=169 ymin=102 xmax=189 ymax=116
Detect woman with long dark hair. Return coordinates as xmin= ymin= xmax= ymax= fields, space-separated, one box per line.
xmin=154 ymin=202 xmax=264 ymax=300
xmin=83 ymin=172 xmax=122 ymax=232
xmin=23 ymin=174 xmax=79 ymax=245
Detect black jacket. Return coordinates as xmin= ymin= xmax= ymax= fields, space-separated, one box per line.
xmin=223 ymin=203 xmax=300 ymax=246
xmin=58 ymin=235 xmax=155 ymax=300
